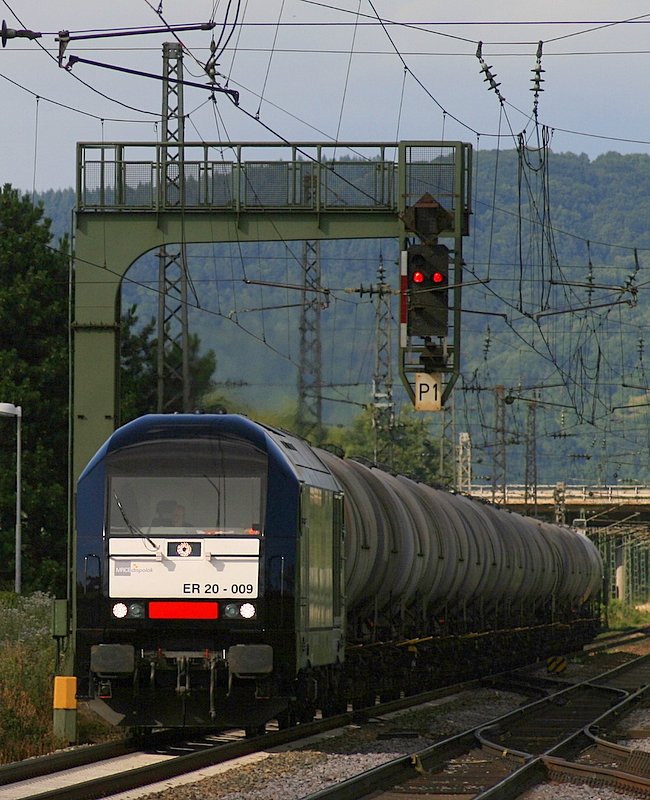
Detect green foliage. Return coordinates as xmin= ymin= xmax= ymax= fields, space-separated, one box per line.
xmin=247 ymin=403 xmax=302 ymax=432
xmin=0 ymin=186 xmax=69 ymax=595
xmin=34 ymin=148 xmax=650 ymax=495
xmin=0 ymin=593 xmax=64 ymax=763
xmin=335 ymin=406 xmax=443 ymax=484
xmin=119 ymin=305 xmax=158 ymax=423
xmin=0 ymin=186 xmax=223 ymax=595
xmin=604 ymin=600 xmax=650 ymax=630
xmin=32 ymin=188 xmax=75 ymax=243
xmin=0 ymin=591 xmax=53 ymax=645
xmin=464 ymin=148 xmax=650 ymax=483
xmin=119 ymin=304 xmax=218 ymax=422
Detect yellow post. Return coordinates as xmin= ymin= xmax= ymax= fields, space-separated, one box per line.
xmin=53 ymin=676 xmax=77 ymax=742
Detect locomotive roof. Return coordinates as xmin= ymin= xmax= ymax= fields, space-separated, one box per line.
xmin=81 ymin=413 xmax=340 ymax=492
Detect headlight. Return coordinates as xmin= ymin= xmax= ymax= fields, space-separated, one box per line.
xmin=223 ymin=603 xmax=240 ymax=619
xmin=239 ymin=602 xmax=256 ymax=619
xmin=112 ymin=602 xmax=128 ymax=619
xmin=128 ymin=602 xmax=145 ymax=619
xmin=112 ymin=602 xmax=145 ymax=619
xmin=222 ymin=602 xmax=257 ymax=620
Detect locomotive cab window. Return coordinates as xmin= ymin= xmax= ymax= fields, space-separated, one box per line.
xmin=105 ymin=437 xmax=267 ymax=536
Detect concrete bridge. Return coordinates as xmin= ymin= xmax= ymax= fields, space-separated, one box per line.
xmin=468 ymin=484 xmax=650 ymax=525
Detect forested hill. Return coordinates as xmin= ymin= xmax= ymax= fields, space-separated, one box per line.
xmin=34 ymin=149 xmax=650 ymax=484
xmin=460 ymin=148 xmax=650 ymax=484
xmin=35 ymin=188 xmax=75 ymax=242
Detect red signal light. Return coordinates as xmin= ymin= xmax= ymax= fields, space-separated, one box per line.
xmin=405 ymin=242 xmax=450 ymax=338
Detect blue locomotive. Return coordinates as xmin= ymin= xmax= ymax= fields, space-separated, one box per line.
xmin=74 ymin=413 xmax=603 ymax=730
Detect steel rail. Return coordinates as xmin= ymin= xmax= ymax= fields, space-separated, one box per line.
xmin=471 ymin=681 xmax=650 ymax=799
xmin=8 ymin=641 xmax=650 ymax=800
xmin=0 ymin=679 xmax=483 ymax=800
xmin=301 ymin=651 xmax=650 ymax=800
xmin=544 ymin=754 xmax=650 ymax=796
xmin=0 ymin=740 xmax=134 ymax=786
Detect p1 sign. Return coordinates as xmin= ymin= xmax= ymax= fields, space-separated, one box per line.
xmin=415 ymin=372 xmax=442 ymax=411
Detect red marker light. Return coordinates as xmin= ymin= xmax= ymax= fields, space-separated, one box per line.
xmin=412 ymin=270 xmax=426 ymax=284
xmin=432 ymin=271 xmax=445 ymax=284
xmin=149 ymin=601 xmax=219 ymax=620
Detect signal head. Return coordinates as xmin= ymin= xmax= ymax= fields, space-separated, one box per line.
xmin=405 ymin=243 xmax=450 ymax=339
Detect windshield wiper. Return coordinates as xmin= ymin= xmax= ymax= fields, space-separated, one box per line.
xmin=113 ymin=492 xmax=157 ymax=548
xmin=203 ymin=474 xmax=222 ymax=527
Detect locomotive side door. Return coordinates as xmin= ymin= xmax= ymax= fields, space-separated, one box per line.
xmin=296 ymin=485 xmax=342 ymax=669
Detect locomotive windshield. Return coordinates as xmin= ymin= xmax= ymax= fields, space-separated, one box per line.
xmin=105 ymin=436 xmax=267 ymax=536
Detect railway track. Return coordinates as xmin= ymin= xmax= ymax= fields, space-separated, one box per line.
xmin=0 ymin=679 xmax=484 ymax=800
xmin=4 ymin=636 xmax=649 ymax=800
xmin=303 ymin=650 xmax=650 ymax=800
xmin=586 ymin=624 xmax=650 ymax=650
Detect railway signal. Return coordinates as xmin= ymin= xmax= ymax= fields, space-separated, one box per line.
xmin=406 ymin=243 xmax=449 ymax=338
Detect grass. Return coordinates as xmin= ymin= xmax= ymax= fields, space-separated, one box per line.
xmin=0 ymin=591 xmax=67 ymax=763
xmin=605 ymin=599 xmax=650 ymax=630
xmin=0 ymin=592 xmax=123 ymax=764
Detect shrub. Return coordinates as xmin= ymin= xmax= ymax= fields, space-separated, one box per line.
xmin=606 ymin=599 xmax=650 ymax=630
xmin=0 ymin=592 xmax=65 ymax=763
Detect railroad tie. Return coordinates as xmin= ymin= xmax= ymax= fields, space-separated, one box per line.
xmin=626 ymin=748 xmax=650 ymax=776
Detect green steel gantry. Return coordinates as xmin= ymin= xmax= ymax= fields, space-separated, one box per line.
xmin=71 ymin=139 xmax=472 ymax=484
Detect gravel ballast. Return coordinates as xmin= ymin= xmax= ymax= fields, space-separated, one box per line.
xmin=109 ymin=688 xmax=525 ymax=800
xmin=106 ymin=647 xmax=650 ymax=800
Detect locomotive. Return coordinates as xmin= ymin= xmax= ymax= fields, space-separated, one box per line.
xmin=74 ymin=413 xmax=603 ymax=730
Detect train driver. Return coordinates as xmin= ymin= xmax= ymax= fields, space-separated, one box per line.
xmin=151 ymin=500 xmax=187 ymax=528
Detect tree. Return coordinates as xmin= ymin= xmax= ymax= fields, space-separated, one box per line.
xmin=120 ymin=305 xmax=218 ymax=422
xmin=0 ymin=185 xmax=69 ymax=594
xmin=339 ymin=406 xmax=443 ymax=485
xmin=119 ymin=306 xmax=157 ymax=423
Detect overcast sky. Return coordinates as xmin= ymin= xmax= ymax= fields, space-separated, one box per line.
xmin=2 ymin=1 xmax=650 ymax=190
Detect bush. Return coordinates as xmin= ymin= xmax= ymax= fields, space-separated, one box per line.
xmin=0 ymin=591 xmax=52 ymax=646
xmin=0 ymin=592 xmax=64 ymax=763
xmin=605 ymin=599 xmax=650 ymax=630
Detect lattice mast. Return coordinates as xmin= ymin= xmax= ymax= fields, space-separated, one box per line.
xmin=297 ymin=240 xmax=323 ymax=441
xmin=438 ymin=401 xmax=456 ymax=484
xmin=456 ymin=431 xmax=472 ymax=494
xmin=372 ymin=258 xmax=395 ymax=465
xmin=492 ymin=385 xmax=507 ymax=504
xmin=524 ymin=400 xmax=538 ymax=514
xmin=157 ymin=41 xmax=191 ymax=412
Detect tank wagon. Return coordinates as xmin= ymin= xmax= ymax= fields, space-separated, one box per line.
xmin=73 ymin=413 xmax=603 ymax=730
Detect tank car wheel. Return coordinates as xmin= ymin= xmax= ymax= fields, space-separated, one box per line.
xmin=128 ymin=726 xmax=153 ymax=744
xmin=244 ymin=724 xmax=266 ymax=738
xmin=276 ymin=707 xmax=297 ymax=730
xmin=321 ymin=696 xmax=347 ymax=718
xmin=379 ymin=689 xmax=400 ymax=702
xmin=297 ymin=706 xmax=315 ymax=724
xmin=351 ymin=692 xmax=376 ymax=711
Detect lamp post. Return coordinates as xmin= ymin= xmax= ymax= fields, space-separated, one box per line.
xmin=0 ymin=403 xmax=21 ymax=593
